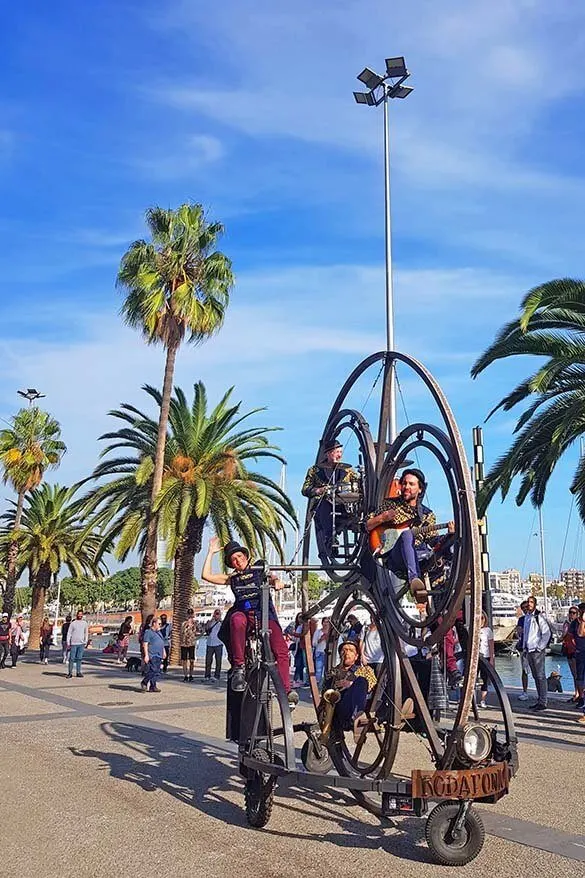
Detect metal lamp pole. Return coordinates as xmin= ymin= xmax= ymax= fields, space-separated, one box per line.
xmin=354 ymin=57 xmax=413 ymax=442
xmin=538 ymin=507 xmax=549 ymax=618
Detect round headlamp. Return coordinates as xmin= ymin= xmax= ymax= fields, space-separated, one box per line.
xmin=457 ymin=724 xmax=492 ymax=764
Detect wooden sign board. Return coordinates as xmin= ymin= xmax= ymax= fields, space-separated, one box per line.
xmin=411 ymin=763 xmax=510 ymax=801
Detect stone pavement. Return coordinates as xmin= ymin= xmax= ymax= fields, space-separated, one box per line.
xmin=1 ymin=653 xmax=584 ymax=878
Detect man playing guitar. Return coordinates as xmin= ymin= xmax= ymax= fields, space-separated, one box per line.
xmin=366 ymin=468 xmax=454 ymax=605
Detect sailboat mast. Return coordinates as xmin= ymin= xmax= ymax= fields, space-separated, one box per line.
xmin=538 ymin=507 xmax=549 ymax=618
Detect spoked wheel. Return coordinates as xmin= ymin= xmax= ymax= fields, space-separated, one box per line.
xmin=244 ymin=747 xmax=275 ymax=828
xmin=324 ymin=584 xmax=403 ymax=816
xmin=425 ymin=801 xmax=485 ymax=866
xmin=302 ymin=408 xmax=376 ymax=584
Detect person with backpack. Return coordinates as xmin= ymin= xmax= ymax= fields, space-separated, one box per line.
xmin=521 ymin=595 xmax=552 ymax=712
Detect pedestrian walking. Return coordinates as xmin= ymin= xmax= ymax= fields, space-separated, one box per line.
xmin=9 ymin=616 xmax=25 ymax=667
xmin=159 ymin=614 xmax=172 ymax=673
xmin=568 ymin=603 xmax=585 ymax=724
xmin=66 ymin=610 xmax=89 ymax=679
xmin=180 ymin=609 xmax=197 ymax=682
xmin=203 ymin=609 xmax=223 ymax=683
xmin=291 ymin=613 xmax=306 ymax=689
xmin=39 ymin=617 xmax=53 ymax=664
xmin=0 ymin=613 xmax=11 ymax=668
xmin=61 ymin=614 xmax=72 ymax=664
xmin=521 ymin=596 xmax=552 ymax=711
xmin=138 ymin=614 xmax=154 ymax=673
xmin=141 ymin=617 xmax=165 ymax=693
xmin=479 ymin=612 xmax=495 ymax=708
xmin=562 ymin=606 xmax=580 ymax=702
xmin=515 ymin=601 xmax=530 ymax=701
xmin=116 ymin=616 xmax=133 ymax=664
xmin=312 ymin=617 xmax=330 ymax=686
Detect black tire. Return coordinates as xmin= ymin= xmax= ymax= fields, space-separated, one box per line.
xmin=425 ymin=801 xmax=485 ymax=866
xmin=244 ymin=748 xmax=275 ymax=829
xmin=301 ymin=738 xmax=333 ymax=774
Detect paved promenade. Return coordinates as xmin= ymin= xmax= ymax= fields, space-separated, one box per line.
xmin=1 ymin=653 xmax=584 ymax=878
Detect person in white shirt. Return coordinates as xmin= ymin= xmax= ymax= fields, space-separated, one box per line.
xmin=522 ymin=595 xmax=552 ymax=711
xmin=312 ymin=617 xmax=331 ymax=685
xmin=478 ymin=612 xmax=494 ymax=708
xmin=66 ymin=610 xmax=89 ymax=679
xmin=360 ymin=620 xmax=385 ymax=678
xmin=203 ymin=609 xmax=224 ymax=683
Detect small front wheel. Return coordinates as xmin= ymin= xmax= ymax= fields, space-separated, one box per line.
xmin=244 ymin=748 xmax=275 ymax=829
xmin=425 ymin=801 xmax=485 ymax=866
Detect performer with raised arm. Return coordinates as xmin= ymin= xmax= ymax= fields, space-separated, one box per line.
xmin=366 ymin=468 xmax=454 ymax=605
xmin=301 ymin=439 xmax=358 ymax=559
xmin=202 ymin=536 xmax=299 ymax=706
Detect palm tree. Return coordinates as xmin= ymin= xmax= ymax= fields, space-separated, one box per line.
xmin=118 ymin=203 xmax=234 ymax=619
xmin=0 ymin=407 xmax=66 ymax=617
xmin=83 ymin=382 xmax=296 ymax=664
xmin=0 ymin=484 xmax=106 ymax=649
xmin=471 ymin=278 xmax=585 ymax=518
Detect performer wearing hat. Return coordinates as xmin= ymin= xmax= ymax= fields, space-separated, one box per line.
xmin=202 ymin=536 xmax=298 ymax=705
xmin=366 ymin=468 xmax=452 ymax=605
xmin=301 ymin=440 xmax=358 ymax=560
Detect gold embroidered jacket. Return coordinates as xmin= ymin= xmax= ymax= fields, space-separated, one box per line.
xmin=369 ymin=498 xmax=437 ymax=547
xmin=301 ymin=462 xmax=358 ymax=498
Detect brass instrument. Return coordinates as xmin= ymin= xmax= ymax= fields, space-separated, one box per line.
xmin=319 ymin=688 xmax=341 ymax=745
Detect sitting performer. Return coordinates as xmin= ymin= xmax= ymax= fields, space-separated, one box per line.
xmin=202 ymin=537 xmax=298 ymax=706
xmin=324 ymin=639 xmax=377 ymax=741
xmin=301 ymin=440 xmax=358 ymax=560
xmin=367 ymin=468 xmax=451 ymax=605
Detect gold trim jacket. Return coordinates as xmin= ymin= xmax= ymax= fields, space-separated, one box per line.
xmin=368 ymin=498 xmax=437 ymax=547
xmin=301 ymin=462 xmax=358 ymax=498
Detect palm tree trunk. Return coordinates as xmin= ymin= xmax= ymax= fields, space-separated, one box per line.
xmin=29 ymin=564 xmax=51 ymax=652
xmin=169 ymin=517 xmax=204 ymax=666
xmin=3 ymin=490 xmax=26 ymax=618
xmin=140 ymin=338 xmax=180 ymax=621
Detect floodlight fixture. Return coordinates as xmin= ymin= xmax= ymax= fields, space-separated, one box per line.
xmin=385 ymin=56 xmax=407 ymax=79
xmin=353 ymin=90 xmax=376 ymax=106
xmin=17 ymin=388 xmax=46 ymax=405
xmin=392 ymin=85 xmax=414 ymax=99
xmin=357 ymin=67 xmax=384 ymax=90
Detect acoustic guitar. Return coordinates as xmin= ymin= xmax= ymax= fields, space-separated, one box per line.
xmin=369 ymin=519 xmax=453 ymax=554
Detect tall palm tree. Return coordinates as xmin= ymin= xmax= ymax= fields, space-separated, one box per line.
xmin=0 ymin=483 xmax=106 ymax=649
xmin=83 ymin=382 xmax=296 ymax=664
xmin=118 ymin=203 xmax=234 ymax=619
xmin=0 ymin=407 xmax=66 ymax=617
xmin=471 ymin=278 xmax=585 ymax=518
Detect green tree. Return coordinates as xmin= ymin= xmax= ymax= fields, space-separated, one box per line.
xmin=106 ymin=568 xmax=142 ymax=608
xmin=83 ymin=382 xmax=295 ymax=664
xmin=306 ymin=572 xmax=325 ymax=602
xmin=471 ymin=279 xmax=585 ymax=519
xmin=0 ymin=407 xmax=66 ymax=617
xmin=53 ymin=576 xmax=109 ymax=613
xmin=0 ymin=484 xmax=105 ymax=647
xmin=117 ymin=204 xmax=234 ymax=620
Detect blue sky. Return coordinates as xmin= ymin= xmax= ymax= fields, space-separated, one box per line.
xmin=1 ymin=0 xmax=585 ymax=578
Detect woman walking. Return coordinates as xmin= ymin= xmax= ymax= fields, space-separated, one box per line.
xmin=479 ymin=611 xmax=495 ymax=708
xmin=116 ymin=616 xmax=133 ymax=664
xmin=569 ymin=603 xmax=585 ymax=723
xmin=10 ymin=616 xmax=25 ymax=667
xmin=141 ymin=617 xmax=166 ymax=693
xmin=291 ymin=612 xmax=306 ymax=689
xmin=39 ymin=617 xmax=53 ymax=664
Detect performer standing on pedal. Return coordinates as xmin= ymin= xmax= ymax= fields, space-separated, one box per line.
xmin=366 ymin=468 xmax=443 ymax=605
xmin=301 ymin=440 xmax=358 ymax=560
xmin=202 ymin=537 xmax=299 ymax=706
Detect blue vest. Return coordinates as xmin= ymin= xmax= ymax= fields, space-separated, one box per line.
xmin=229 ymin=564 xmax=277 ymax=619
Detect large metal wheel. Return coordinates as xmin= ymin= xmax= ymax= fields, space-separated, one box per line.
xmin=322 ymin=583 xmax=403 ymax=816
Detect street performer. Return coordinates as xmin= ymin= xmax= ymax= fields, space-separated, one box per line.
xmin=366 ymin=468 xmax=453 ymax=605
xmin=202 ymin=536 xmax=298 ymax=707
xmin=302 ymin=439 xmax=358 ymax=561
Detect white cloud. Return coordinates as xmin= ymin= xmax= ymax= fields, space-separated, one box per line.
xmin=134 ymin=133 xmax=224 ymax=179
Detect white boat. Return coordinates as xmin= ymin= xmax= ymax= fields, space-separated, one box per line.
xmin=490 ymin=592 xmax=523 ymax=644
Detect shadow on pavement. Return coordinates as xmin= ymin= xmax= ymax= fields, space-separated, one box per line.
xmin=70 ymin=721 xmax=432 ymax=864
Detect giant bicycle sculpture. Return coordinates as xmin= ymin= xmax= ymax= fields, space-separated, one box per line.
xmin=228 ymin=350 xmax=518 ymax=866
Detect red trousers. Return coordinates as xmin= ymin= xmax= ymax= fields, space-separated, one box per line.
xmin=230 ymin=611 xmax=291 ymax=693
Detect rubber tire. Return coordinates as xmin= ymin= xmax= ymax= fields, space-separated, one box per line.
xmin=301 ymin=738 xmax=333 ymax=774
xmin=425 ymin=801 xmax=485 ymax=866
xmin=244 ymin=748 xmax=275 ymax=829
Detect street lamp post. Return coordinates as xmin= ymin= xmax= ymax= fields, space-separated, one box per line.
xmin=354 ymin=57 xmax=413 ymax=442
xmin=17 ymin=388 xmax=46 ymax=406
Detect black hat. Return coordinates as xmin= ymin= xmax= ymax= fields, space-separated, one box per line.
xmin=223 ymin=540 xmax=250 ymax=568
xmin=324 ymin=439 xmax=343 ymax=453
xmin=400 ymin=467 xmax=427 ymax=495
